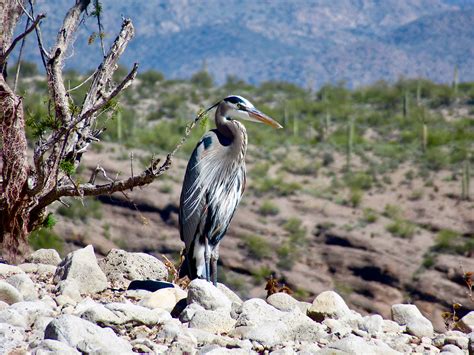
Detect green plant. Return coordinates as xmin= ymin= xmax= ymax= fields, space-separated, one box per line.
xmin=386 ymin=219 xmax=416 ymax=238
xmin=258 ymin=200 xmax=280 ymax=216
xmin=251 ymin=266 xmax=273 ymax=284
xmin=383 ymin=204 xmax=402 ymax=219
xmin=283 ymin=217 xmax=307 ymax=246
xmin=29 ymin=228 xmax=63 ymax=252
xmin=57 ymin=198 xmax=103 ymax=222
xmin=243 ymin=235 xmax=271 ymax=259
xmin=349 ymin=188 xmax=363 ymax=208
xmin=361 ymin=208 xmax=378 ymax=224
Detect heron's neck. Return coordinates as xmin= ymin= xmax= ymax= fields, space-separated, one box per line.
xmin=215 ymin=105 xmax=247 ymax=160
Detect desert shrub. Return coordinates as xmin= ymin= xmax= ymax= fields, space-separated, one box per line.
xmin=408 ymin=189 xmax=424 ymax=201
xmin=349 ymin=188 xmax=363 ymax=207
xmin=243 ymin=235 xmax=271 ymax=259
xmin=190 ymin=70 xmax=213 ymax=88
xmin=431 ymin=229 xmax=473 ymax=255
xmin=283 ymin=217 xmax=307 ymax=246
xmin=276 ymin=243 xmax=297 ymax=269
xmin=282 ymin=158 xmax=318 ymax=175
xmin=57 ymin=198 xmax=103 ymax=222
xmin=386 ymin=219 xmax=416 ymax=238
xmin=29 ymin=229 xmax=63 ymax=252
xmin=253 ymin=176 xmax=301 ymax=196
xmin=383 ymin=204 xmax=402 ymax=219
xmin=258 ymin=200 xmax=280 ymax=216
xmin=251 ymin=266 xmax=273 ymax=284
xmin=344 ymin=171 xmax=373 ymax=191
xmin=362 ymin=208 xmax=378 ymax=224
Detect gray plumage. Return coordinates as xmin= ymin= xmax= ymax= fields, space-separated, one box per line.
xmin=179 ymin=95 xmax=282 ymax=285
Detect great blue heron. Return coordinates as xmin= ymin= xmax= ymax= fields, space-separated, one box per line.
xmin=179 ymin=95 xmax=282 ymax=285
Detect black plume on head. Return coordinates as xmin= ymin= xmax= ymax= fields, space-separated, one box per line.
xmin=223 ymin=95 xmax=246 ymax=105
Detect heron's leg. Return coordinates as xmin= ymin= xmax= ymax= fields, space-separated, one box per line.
xmin=211 ymin=245 xmax=219 ymax=286
xmin=204 ymin=237 xmax=211 ymax=282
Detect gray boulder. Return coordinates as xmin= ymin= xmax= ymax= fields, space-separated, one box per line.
xmin=98 ymin=248 xmax=168 ymax=289
xmin=44 ymin=314 xmax=134 ymax=354
xmin=232 ymin=298 xmax=326 ymax=347
xmin=0 ymin=281 xmax=23 ymax=304
xmin=267 ymin=292 xmax=301 ymax=313
xmin=187 ymin=279 xmax=232 ymax=310
xmin=0 ymin=301 xmax=55 ymax=329
xmin=0 ymin=323 xmax=25 ymax=355
xmin=80 ymin=301 xmax=171 ymax=327
xmin=0 ymin=264 xmax=25 ymax=276
xmin=307 ymin=291 xmax=351 ymax=322
xmin=217 ymin=283 xmax=243 ymax=305
xmin=7 ymin=273 xmax=38 ymax=301
xmin=189 ymin=308 xmax=236 ymax=333
xmin=440 ymin=344 xmax=465 ymax=355
xmin=318 ymin=334 xmax=401 ymax=355
xmin=19 ymin=263 xmax=57 ymax=275
xmin=27 ymin=249 xmax=62 ymax=266
xmin=139 ymin=286 xmax=187 ymax=312
xmin=391 ymin=304 xmax=434 ymax=338
xmin=54 ymin=245 xmax=107 ymax=294
xmin=455 ymin=311 xmax=474 ymax=334
xmin=32 ymin=339 xmax=80 ymax=355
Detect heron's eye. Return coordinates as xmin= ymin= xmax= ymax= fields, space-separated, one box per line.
xmin=237 ymin=103 xmax=244 ymax=110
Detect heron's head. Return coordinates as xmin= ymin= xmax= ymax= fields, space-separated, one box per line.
xmin=218 ymin=95 xmax=283 ymax=129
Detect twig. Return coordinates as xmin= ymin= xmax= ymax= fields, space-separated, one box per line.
xmin=130 ymin=152 xmax=134 ymax=191
xmin=28 ymin=0 xmax=49 ymax=66
xmin=1 ymin=14 xmax=45 ymax=63
xmin=13 ymin=16 xmax=31 ymax=93
xmin=67 ymin=69 xmax=97 ymax=93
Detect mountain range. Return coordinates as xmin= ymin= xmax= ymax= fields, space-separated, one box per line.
xmin=16 ymin=0 xmax=474 ymax=88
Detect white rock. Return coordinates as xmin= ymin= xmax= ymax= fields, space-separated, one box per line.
xmin=267 ymin=292 xmax=301 ymax=312
xmin=139 ymin=286 xmax=187 ymax=312
xmin=189 ymin=308 xmax=236 ymax=333
xmin=80 ymin=302 xmax=171 ymax=327
xmin=0 ymin=264 xmax=25 ymax=276
xmin=6 ymin=273 xmax=38 ymax=301
xmin=440 ymin=344 xmax=464 ymax=354
xmin=44 ymin=314 xmax=134 ymax=354
xmin=382 ymin=319 xmax=404 ymax=333
xmin=56 ymin=279 xmax=82 ymax=302
xmin=54 ymin=245 xmax=107 ymax=294
xmin=323 ymin=318 xmax=352 ymax=337
xmin=391 ymin=304 xmax=434 ymax=338
xmin=187 ymin=279 xmax=232 ymax=310
xmin=270 ymin=347 xmax=296 ymax=355
xmin=32 ymin=339 xmax=80 ymax=355
xmin=27 ymin=249 xmax=62 ymax=265
xmin=0 ymin=323 xmax=25 ymax=355
xmin=19 ymin=263 xmax=57 ymax=275
xmin=359 ymin=314 xmax=384 ymax=335
xmin=232 ymin=299 xmax=327 ymax=347
xmin=455 ymin=311 xmax=474 ymax=334
xmin=201 ymin=346 xmax=252 ymax=354
xmin=0 ymin=300 xmax=8 ymax=311
xmin=180 ymin=302 xmax=205 ymax=322
xmin=307 ymin=291 xmax=351 ymax=321
xmin=217 ymin=283 xmax=243 ymax=305
xmin=98 ymin=248 xmax=168 ymax=289
xmin=0 ymin=301 xmax=54 ymax=328
xmin=318 ymin=334 xmax=400 ymax=355
xmin=0 ymin=280 xmax=23 ymax=304
xmin=445 ymin=330 xmax=469 ymax=349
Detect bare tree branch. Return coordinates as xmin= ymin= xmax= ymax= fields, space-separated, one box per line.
xmin=46 ymin=0 xmax=90 ymax=123
xmin=1 ymin=13 xmax=45 ymax=63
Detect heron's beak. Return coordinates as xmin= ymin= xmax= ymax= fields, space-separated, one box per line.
xmin=247 ymin=108 xmax=283 ymax=129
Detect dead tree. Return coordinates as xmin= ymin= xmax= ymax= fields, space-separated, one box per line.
xmin=0 ymin=0 xmax=200 ymax=261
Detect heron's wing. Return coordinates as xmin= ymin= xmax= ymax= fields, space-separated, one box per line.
xmin=178 ymin=131 xmax=216 ymax=250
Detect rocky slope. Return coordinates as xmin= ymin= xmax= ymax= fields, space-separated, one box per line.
xmin=49 ymin=141 xmax=474 ymax=333
xmin=17 ymin=0 xmax=474 ymax=87
xmin=1 ymin=246 xmax=473 ymax=354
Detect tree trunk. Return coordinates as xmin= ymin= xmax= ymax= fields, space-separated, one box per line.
xmin=0 ymin=76 xmax=31 ymax=261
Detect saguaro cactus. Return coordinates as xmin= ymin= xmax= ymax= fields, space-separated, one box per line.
xmin=403 ymin=91 xmax=409 ymax=118
xmin=453 ymin=65 xmax=459 ymax=97
xmin=461 ymin=155 xmax=471 ymax=200
xmin=346 ymin=116 xmax=354 ymax=171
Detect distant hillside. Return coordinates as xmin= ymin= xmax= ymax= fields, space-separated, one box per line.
xmin=15 ymin=0 xmax=474 ymax=87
